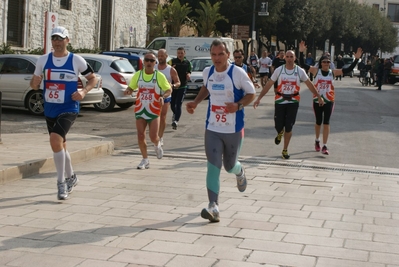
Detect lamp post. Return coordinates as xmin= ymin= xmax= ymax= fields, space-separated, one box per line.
xmin=251 ymin=1 xmax=269 ymax=53
xmin=251 ymin=0 xmax=256 ymax=53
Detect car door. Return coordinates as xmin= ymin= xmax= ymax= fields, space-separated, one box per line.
xmin=0 ymin=57 xmax=35 ymax=106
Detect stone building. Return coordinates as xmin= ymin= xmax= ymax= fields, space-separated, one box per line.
xmin=0 ymin=0 xmax=148 ymax=52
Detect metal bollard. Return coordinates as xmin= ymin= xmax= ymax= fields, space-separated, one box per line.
xmin=0 ymin=91 xmax=2 ymax=144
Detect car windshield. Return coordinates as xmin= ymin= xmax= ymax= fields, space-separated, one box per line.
xmin=191 ymin=58 xmax=213 ymax=72
xmin=342 ymin=57 xmax=353 ymax=65
xmin=111 ymin=59 xmax=135 ymax=73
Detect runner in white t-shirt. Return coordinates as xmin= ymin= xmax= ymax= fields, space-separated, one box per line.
xmin=258 ymin=51 xmax=273 ymax=86
xmin=186 ymin=39 xmax=256 ymax=223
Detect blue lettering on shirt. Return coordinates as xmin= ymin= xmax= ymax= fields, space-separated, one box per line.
xmin=212 ymin=84 xmax=225 ymax=90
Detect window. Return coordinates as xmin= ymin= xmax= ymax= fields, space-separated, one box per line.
xmin=387 ymin=4 xmax=399 ymax=22
xmin=147 ymin=40 xmax=166 ymax=50
xmin=1 ymin=58 xmax=34 ymax=74
xmin=372 ymin=4 xmax=379 ymax=10
xmin=7 ymin=0 xmax=24 ymax=46
xmin=85 ymin=59 xmax=102 ymax=73
xmin=60 ymin=0 xmax=71 ymax=10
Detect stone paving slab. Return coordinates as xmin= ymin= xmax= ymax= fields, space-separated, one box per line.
xmin=0 ymin=147 xmax=399 ymax=266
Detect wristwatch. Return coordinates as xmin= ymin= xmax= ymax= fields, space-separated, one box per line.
xmin=238 ymin=103 xmax=244 ymax=111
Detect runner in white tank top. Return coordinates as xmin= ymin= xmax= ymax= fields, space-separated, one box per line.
xmin=155 ymin=49 xmax=181 ymax=146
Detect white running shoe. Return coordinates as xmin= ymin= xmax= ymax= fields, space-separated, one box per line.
xmin=201 ymin=202 xmax=220 ymax=222
xmin=137 ymin=158 xmax=149 ymax=169
xmin=154 ymin=143 xmax=163 ymax=159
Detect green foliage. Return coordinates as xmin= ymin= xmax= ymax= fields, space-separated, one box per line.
xmin=25 ymin=47 xmax=44 ymax=55
xmin=173 ymin=0 xmax=398 ymax=54
xmin=194 ymin=0 xmax=228 ymax=37
xmin=66 ymin=44 xmax=101 ymax=53
xmin=165 ymin=0 xmax=192 ymax=36
xmin=149 ymin=5 xmax=169 ymax=37
xmin=0 ymin=43 xmax=14 ymax=54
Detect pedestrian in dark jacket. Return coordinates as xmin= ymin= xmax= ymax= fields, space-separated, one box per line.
xmin=376 ymin=58 xmax=385 ymax=90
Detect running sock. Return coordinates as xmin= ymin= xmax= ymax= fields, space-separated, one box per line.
xmin=53 ymin=150 xmax=66 ymax=183
xmin=227 ymin=161 xmax=242 ymax=175
xmin=64 ymin=150 xmax=73 ymax=178
xmin=315 ymin=138 xmax=320 ymax=142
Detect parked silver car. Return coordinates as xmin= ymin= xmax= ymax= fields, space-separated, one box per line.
xmin=79 ymin=53 xmax=136 ymax=111
xmin=186 ymin=57 xmax=214 ymax=95
xmin=0 ymin=54 xmax=103 ymax=115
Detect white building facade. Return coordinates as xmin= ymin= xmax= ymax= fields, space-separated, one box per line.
xmin=0 ymin=0 xmax=148 ymax=52
xmin=356 ymin=0 xmax=399 ymax=56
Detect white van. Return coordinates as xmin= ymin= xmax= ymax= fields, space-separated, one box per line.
xmin=147 ymin=37 xmax=235 ymax=61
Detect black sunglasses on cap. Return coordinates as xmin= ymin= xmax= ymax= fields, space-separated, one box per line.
xmin=51 ymin=36 xmax=65 ymax=41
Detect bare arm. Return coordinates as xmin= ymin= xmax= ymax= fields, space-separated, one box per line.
xmin=72 ymin=73 xmax=98 ymax=101
xmin=170 ymin=67 xmax=181 ymax=89
xmin=225 ymin=93 xmax=256 ymax=113
xmin=304 ymin=79 xmax=324 ymax=106
xmin=186 ymin=85 xmax=209 ymax=114
xmin=253 ymin=79 xmax=275 ymax=109
xmin=30 ymin=75 xmax=43 ymax=90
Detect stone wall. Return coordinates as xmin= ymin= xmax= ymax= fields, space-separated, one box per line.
xmin=0 ymin=0 xmax=147 ymax=51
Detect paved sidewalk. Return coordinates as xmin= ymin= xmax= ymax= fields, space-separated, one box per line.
xmin=1 ymin=134 xmax=399 ymax=266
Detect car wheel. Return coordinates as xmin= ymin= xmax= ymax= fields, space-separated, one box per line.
xmin=93 ymin=89 xmax=116 ymax=112
xmin=117 ymin=102 xmax=134 ymax=109
xmin=350 ymin=71 xmax=353 ymax=78
xmin=26 ymin=90 xmax=45 ymax=116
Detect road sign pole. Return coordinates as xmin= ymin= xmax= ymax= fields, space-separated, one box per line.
xmin=251 ymin=0 xmax=256 ymax=52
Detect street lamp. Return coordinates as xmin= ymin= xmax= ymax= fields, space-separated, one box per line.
xmin=251 ymin=1 xmax=269 ymax=53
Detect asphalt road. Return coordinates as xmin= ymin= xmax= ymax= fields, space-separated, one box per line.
xmin=1 ymin=77 xmax=398 ymax=169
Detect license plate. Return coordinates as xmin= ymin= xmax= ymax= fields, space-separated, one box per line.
xmin=188 ymin=85 xmax=198 ymax=90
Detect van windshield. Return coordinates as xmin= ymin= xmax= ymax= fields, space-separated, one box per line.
xmin=147 ymin=40 xmax=166 ymax=50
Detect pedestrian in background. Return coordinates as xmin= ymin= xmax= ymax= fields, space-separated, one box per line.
xmin=168 ymin=47 xmax=192 ymax=130
xmin=247 ymin=48 xmax=259 ymax=74
xmin=258 ymin=50 xmax=273 ymax=86
xmin=376 ymin=58 xmax=385 ymax=90
xmin=155 ymin=49 xmax=180 ymax=146
xmin=335 ymin=55 xmax=344 ymax=81
xmin=30 ymin=26 xmax=98 ymax=200
xmin=383 ymin=57 xmax=393 ymax=84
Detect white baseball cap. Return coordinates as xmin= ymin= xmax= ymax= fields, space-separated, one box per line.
xmin=51 ymin=26 xmax=69 ymax=38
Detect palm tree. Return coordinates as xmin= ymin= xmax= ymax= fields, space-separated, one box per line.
xmin=194 ymin=0 xmax=228 ymax=37
xmin=164 ymin=0 xmax=192 ymax=36
xmin=149 ymin=5 xmax=168 ymax=37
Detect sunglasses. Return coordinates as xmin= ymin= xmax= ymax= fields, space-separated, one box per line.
xmin=144 ymin=58 xmax=156 ymax=63
xmin=51 ymin=36 xmax=65 ymax=41
xmin=322 ymin=60 xmax=331 ymax=63
xmin=234 ymin=56 xmax=242 ymax=59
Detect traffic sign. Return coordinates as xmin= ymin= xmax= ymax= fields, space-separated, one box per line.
xmin=258 ymin=12 xmax=269 ymax=16
xmin=231 ymin=25 xmax=250 ymax=39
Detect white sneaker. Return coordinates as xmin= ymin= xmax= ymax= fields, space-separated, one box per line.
xmin=160 ymin=137 xmax=164 ymax=146
xmin=201 ymin=202 xmax=220 ymax=222
xmin=137 ymin=158 xmax=149 ymax=169
xmin=154 ymin=143 xmax=163 ymax=159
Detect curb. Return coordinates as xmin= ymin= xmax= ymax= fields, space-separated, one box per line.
xmin=0 ymin=134 xmax=114 ymax=184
